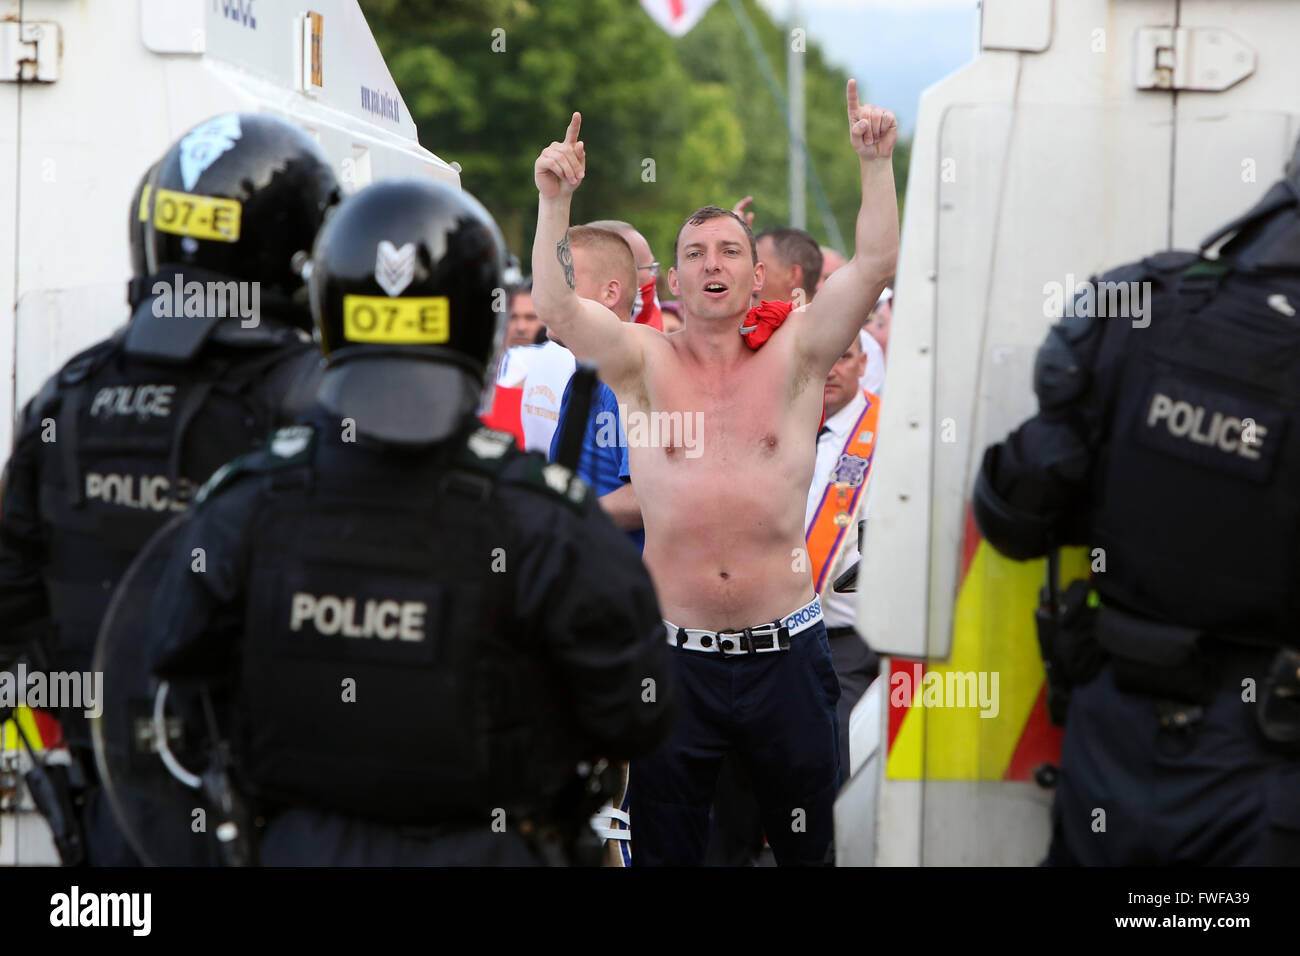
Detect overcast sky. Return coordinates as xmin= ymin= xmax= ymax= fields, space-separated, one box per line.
xmin=756 ymin=0 xmax=980 ymax=133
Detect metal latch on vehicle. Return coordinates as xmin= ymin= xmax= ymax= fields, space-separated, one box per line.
xmin=2 ymin=21 xmax=61 ymax=83
xmin=1134 ymin=27 xmax=1254 ymax=92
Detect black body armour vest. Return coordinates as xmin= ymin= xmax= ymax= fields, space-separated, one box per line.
xmin=231 ymin=421 xmax=583 ymax=825
xmin=38 ymin=328 xmax=310 ymax=686
xmin=1089 ymin=257 xmax=1300 ymax=648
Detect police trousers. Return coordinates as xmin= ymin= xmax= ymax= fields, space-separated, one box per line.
xmin=258 ymin=808 xmax=545 ymax=866
xmin=628 ymin=620 xmax=841 ymax=866
xmin=1047 ymin=661 xmax=1300 ymax=866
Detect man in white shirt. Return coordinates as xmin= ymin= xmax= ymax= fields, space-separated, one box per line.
xmin=806 ymin=333 xmax=881 ymax=774
xmin=517 ymin=338 xmax=575 ymax=453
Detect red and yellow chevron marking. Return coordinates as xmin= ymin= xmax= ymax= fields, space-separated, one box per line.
xmin=885 ymin=507 xmax=1087 ymax=780
xmin=1 ymin=708 xmax=62 ymax=753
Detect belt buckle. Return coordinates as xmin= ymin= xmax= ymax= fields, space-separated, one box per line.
xmin=748 ymin=623 xmax=787 ymax=652
xmin=715 ymin=627 xmax=749 ymax=655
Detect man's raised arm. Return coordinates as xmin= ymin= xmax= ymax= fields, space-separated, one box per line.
xmin=794 ymin=80 xmax=900 ymax=375
xmin=531 ymin=113 xmax=644 ymax=391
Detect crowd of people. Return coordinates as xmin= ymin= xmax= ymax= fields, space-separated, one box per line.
xmin=0 ymin=81 xmax=898 ymax=868
xmin=486 ymin=218 xmax=893 ymax=460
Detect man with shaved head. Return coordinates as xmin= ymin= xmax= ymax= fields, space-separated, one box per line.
xmin=547 ymin=224 xmax=646 ymax=540
xmin=585 ymin=220 xmax=663 ymax=331
xmin=519 ymin=225 xmax=636 ymax=454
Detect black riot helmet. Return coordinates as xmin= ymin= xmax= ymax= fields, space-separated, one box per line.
xmin=127 ymin=160 xmax=160 ymax=307
xmin=308 ymin=178 xmax=508 ymax=446
xmin=144 ymin=113 xmax=341 ymax=326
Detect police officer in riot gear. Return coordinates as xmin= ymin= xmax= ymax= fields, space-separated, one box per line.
xmin=138 ymin=178 xmax=674 ymax=866
xmin=974 ymin=135 xmax=1300 ymax=866
xmin=0 ymin=112 xmax=339 ymax=865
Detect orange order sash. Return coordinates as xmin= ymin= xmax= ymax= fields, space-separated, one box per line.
xmin=806 ymin=390 xmax=881 ymax=595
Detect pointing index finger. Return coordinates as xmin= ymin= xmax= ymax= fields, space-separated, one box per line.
xmin=565 ymin=112 xmax=582 ymax=145
xmin=846 ymin=79 xmax=860 ymax=121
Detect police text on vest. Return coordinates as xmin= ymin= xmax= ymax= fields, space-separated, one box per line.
xmin=89 ymin=384 xmax=175 ymax=420
xmin=1146 ymin=393 xmax=1265 ymax=459
xmin=85 ymin=473 xmax=188 ymax=511
xmin=290 ymin=592 xmax=426 ymax=641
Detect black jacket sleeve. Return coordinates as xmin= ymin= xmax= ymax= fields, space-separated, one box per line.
xmin=508 ymin=472 xmax=674 ymax=761
xmin=973 ymin=290 xmax=1112 ymax=560
xmin=149 ymin=477 xmax=260 ymax=683
xmin=0 ymin=378 xmax=59 ymax=665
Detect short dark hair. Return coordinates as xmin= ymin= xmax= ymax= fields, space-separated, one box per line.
xmin=756 ymin=227 xmax=823 ymax=293
xmin=506 ymin=278 xmax=533 ymax=313
xmin=674 ymin=206 xmax=757 ymax=266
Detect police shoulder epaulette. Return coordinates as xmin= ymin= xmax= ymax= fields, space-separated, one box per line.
xmin=194 ymin=424 xmax=316 ymax=507
xmin=506 ymin=454 xmax=590 ymax=513
xmin=452 ymin=426 xmax=518 ymax=476
xmin=58 ymin=338 xmax=118 ymax=387
xmin=1116 ymin=251 xmax=1213 ymax=291
xmin=1141 ymin=250 xmax=1202 ymax=275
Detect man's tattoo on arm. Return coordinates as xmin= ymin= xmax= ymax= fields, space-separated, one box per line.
xmin=557 ymin=230 xmax=575 ymax=290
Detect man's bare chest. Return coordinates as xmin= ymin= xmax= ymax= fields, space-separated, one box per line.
xmin=633 ymin=351 xmax=810 ymax=466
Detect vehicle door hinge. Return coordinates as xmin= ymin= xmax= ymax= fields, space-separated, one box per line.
xmin=1134 ymin=26 xmax=1254 ymax=92
xmin=2 ymin=21 xmax=61 ymax=83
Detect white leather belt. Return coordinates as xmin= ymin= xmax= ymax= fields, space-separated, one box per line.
xmin=665 ymin=597 xmax=823 ymax=656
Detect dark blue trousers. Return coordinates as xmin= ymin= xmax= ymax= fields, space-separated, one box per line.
xmin=628 ymin=621 xmax=841 ymax=866
xmin=1047 ymin=661 xmax=1300 ymax=866
xmin=259 ymin=808 xmax=545 ymax=866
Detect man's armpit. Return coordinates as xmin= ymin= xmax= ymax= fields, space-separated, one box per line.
xmin=606 ymin=323 xmax=659 ymax=410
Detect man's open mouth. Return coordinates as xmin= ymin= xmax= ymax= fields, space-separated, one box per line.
xmin=703 ymin=282 xmax=728 ymax=297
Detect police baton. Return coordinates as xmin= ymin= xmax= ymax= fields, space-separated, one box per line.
xmin=1036 ymin=548 xmax=1070 ymax=726
xmin=554 ymin=363 xmax=598 ymax=473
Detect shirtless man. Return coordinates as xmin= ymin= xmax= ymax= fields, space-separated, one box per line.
xmin=531 ymin=81 xmax=898 ymax=866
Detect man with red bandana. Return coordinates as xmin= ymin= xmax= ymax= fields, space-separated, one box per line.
xmin=530 ymin=81 xmax=898 ymax=866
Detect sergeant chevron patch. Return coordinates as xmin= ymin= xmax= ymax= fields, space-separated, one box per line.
xmin=375 ymin=240 xmax=417 ymax=297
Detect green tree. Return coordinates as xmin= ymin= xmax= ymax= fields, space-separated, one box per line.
xmin=676 ymin=0 xmax=910 ymax=255
xmin=360 ymin=0 xmax=909 ymax=268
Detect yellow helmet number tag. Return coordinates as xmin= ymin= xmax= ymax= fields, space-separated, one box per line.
xmin=342 ymin=295 xmax=451 ymax=344
xmin=152 ymin=188 xmax=242 ymax=243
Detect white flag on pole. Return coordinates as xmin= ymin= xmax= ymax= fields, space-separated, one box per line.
xmin=639 ymin=0 xmax=721 ymax=37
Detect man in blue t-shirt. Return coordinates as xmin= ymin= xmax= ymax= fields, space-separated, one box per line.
xmin=551 ymin=378 xmax=644 ymax=551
